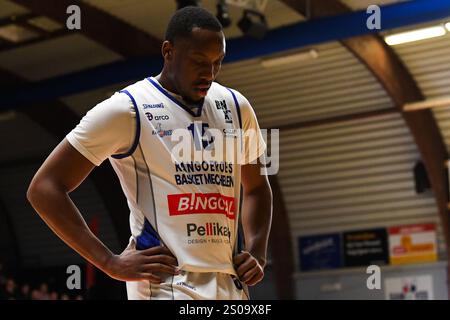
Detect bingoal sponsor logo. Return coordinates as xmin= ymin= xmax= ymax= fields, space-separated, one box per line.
xmin=167 ymin=193 xmax=235 ymax=220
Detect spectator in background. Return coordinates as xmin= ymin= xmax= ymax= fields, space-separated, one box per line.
xmin=3 ymin=278 xmax=18 ymax=300
xmin=0 ymin=262 xmax=82 ymax=300
xmin=31 ymin=287 xmax=42 ymax=300
xmin=49 ymin=291 xmax=59 ymax=300
xmin=17 ymin=283 xmax=31 ymax=300
xmin=60 ymin=293 xmax=70 ymax=300
xmin=38 ymin=282 xmax=50 ymax=300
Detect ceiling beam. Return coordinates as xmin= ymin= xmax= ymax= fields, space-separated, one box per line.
xmin=0 ymin=13 xmax=37 ymax=27
xmin=0 ymin=12 xmax=71 ymax=53
xmin=1 ymin=57 xmax=162 ymax=110
xmin=282 ymin=0 xmax=450 ymax=295
xmin=11 ymin=0 xmax=162 ymax=57
xmin=0 ymin=28 xmax=70 ymax=52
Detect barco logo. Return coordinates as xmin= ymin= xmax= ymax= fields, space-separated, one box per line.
xmin=145 ymin=112 xmax=169 ymax=121
xmin=168 ymin=193 xmax=235 ymax=220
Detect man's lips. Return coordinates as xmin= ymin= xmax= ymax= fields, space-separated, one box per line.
xmin=194 ymin=85 xmax=210 ymax=96
xmin=195 ymin=81 xmax=211 ymax=89
xmin=196 ymin=88 xmax=208 ymax=96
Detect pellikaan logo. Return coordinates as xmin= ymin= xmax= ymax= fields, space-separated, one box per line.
xmin=187 ymin=222 xmax=231 ymax=238
xmin=167 ymin=193 xmax=236 ymax=220
xmin=152 ymin=122 xmax=173 ymax=137
xmin=145 ymin=112 xmax=169 ymax=121
xmin=215 ymin=100 xmax=233 ymax=124
xmin=143 ymin=103 xmax=164 ymax=109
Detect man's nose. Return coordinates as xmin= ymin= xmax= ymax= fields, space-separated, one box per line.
xmin=199 ymin=64 xmax=215 ymax=82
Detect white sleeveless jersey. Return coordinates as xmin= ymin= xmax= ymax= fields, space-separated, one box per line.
xmin=67 ymin=77 xmax=266 ymax=276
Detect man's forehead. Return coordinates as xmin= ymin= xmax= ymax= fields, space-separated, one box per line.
xmin=181 ymin=28 xmax=225 ymax=44
xmin=189 ymin=49 xmax=226 ymax=57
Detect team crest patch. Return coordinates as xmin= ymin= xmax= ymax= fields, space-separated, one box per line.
xmin=215 ymin=100 xmax=233 ymax=124
xmin=152 ymin=122 xmax=173 ymax=137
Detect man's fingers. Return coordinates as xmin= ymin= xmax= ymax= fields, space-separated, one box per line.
xmin=140 ymin=246 xmax=165 ymax=255
xmin=140 ymin=273 xmax=162 ymax=284
xmin=236 ymin=258 xmax=257 ymax=277
xmin=141 ymin=246 xmax=176 ymax=258
xmin=245 ymin=271 xmax=264 ymax=286
xmin=233 ymin=251 xmax=250 ymax=266
xmin=144 ymin=254 xmax=178 ymax=267
xmin=241 ymin=265 xmax=261 ymax=283
xmin=143 ymin=263 xmax=179 ymax=275
xmin=234 ymin=252 xmax=265 ymax=285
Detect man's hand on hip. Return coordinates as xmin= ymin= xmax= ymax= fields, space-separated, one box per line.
xmin=233 ymin=250 xmax=265 ymax=286
xmin=105 ymin=240 xmax=179 ymax=283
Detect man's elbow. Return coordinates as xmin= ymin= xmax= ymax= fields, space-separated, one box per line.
xmin=26 ymin=177 xmax=42 ymax=206
xmin=27 ymin=176 xmax=54 ymax=207
xmin=246 ymin=180 xmax=272 ymax=200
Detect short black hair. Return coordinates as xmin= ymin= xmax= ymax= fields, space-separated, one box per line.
xmin=165 ymin=6 xmax=223 ymax=43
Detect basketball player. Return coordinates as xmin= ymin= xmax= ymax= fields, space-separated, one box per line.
xmin=27 ymin=6 xmax=272 ymax=300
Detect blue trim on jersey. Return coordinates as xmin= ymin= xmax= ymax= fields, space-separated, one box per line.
xmin=111 ymin=90 xmax=141 ymax=159
xmin=136 ymin=218 xmax=161 ymax=250
xmin=227 ymin=88 xmax=242 ymax=129
xmin=147 ymin=77 xmax=203 ymax=117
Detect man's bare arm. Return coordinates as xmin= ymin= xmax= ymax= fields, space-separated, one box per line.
xmin=233 ymin=161 xmax=273 ymax=286
xmin=27 ymin=139 xmax=178 ymax=283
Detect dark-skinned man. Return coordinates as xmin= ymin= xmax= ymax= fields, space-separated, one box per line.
xmin=27 ymin=6 xmax=272 ymax=300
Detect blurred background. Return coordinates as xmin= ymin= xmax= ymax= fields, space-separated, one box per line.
xmin=1 ymin=0 xmax=450 ymax=300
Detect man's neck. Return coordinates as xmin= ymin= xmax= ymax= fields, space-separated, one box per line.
xmin=154 ymin=73 xmax=204 ymax=108
xmin=155 ymin=72 xmax=178 ymax=95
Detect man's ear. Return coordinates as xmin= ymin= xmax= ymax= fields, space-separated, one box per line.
xmin=161 ymin=41 xmax=173 ymax=60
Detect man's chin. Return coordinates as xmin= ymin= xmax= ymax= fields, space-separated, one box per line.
xmin=184 ymin=93 xmax=204 ymax=104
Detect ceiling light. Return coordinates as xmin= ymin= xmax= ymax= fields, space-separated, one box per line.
xmin=384 ymin=25 xmax=446 ymax=46
xmin=27 ymin=16 xmax=63 ymax=33
xmin=261 ymin=49 xmax=318 ymax=68
xmin=445 ymin=22 xmax=450 ymax=32
xmin=216 ymin=0 xmax=231 ymax=28
xmin=0 ymin=24 xmax=39 ymax=43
